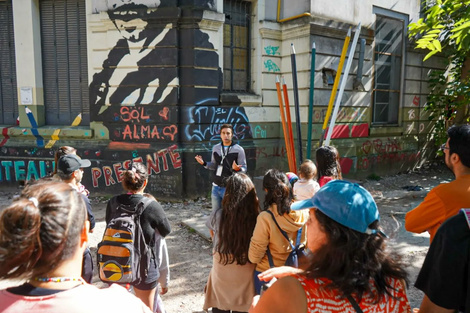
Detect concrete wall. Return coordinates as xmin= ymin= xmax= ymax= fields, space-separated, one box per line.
xmin=0 ymin=0 xmax=440 ymax=199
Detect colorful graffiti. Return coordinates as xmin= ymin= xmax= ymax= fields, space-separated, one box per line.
xmin=184 ymin=106 xmax=252 ymax=143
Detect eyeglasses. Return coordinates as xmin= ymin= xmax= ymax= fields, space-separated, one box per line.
xmin=440 ymin=144 xmax=450 ymax=152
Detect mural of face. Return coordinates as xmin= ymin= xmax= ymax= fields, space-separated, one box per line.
xmin=112 ymin=13 xmax=147 ymax=42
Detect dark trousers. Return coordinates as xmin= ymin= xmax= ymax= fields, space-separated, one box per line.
xmin=82 ymin=247 xmax=93 ymax=283
xmin=212 ymin=308 xmax=246 ymax=313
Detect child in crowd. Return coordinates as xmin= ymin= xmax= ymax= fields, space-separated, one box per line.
xmin=316 ymin=145 xmax=342 ymax=187
xmin=143 ymin=193 xmax=170 ymax=313
xmin=293 ymin=159 xmax=320 ymax=200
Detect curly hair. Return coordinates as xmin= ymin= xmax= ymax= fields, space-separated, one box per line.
xmin=0 ymin=180 xmax=86 ymax=280
xmin=215 ymin=173 xmax=259 ymax=265
xmin=122 ymin=162 xmax=148 ymax=192
xmin=262 ymin=169 xmax=293 ymax=215
xmin=316 ymin=145 xmax=342 ymax=180
xmin=304 ymin=210 xmax=408 ymax=303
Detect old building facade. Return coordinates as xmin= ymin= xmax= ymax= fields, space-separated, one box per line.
xmin=0 ymin=0 xmax=440 ymax=198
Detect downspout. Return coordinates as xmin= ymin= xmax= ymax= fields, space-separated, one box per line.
xmin=277 ymin=0 xmax=311 ymax=23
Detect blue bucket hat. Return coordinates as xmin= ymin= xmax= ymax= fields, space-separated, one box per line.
xmin=291 ymin=180 xmax=379 ymax=234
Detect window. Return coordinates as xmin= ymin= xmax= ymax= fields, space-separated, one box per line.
xmin=372 ymin=8 xmax=407 ymax=125
xmin=40 ymin=0 xmax=89 ymax=125
xmin=223 ymin=0 xmax=251 ymax=92
xmin=0 ymin=0 xmax=18 ymax=125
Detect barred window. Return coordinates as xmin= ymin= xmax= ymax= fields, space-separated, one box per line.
xmin=223 ymin=0 xmax=251 ymax=92
xmin=372 ymin=14 xmax=405 ymax=125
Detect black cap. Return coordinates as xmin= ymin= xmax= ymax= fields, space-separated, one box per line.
xmin=58 ymin=154 xmax=91 ymax=175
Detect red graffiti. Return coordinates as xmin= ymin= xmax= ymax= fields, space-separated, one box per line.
xmin=362 ymin=141 xmax=372 ymax=154
xmin=91 ymin=145 xmax=182 ymax=188
xmin=159 ymin=107 xmax=169 ymax=120
xmin=121 ymin=124 xmax=178 ymax=141
xmin=120 ymin=106 xmax=150 ymax=123
xmin=413 ymin=96 xmax=420 ymax=106
xmin=162 ymin=125 xmax=178 ymax=141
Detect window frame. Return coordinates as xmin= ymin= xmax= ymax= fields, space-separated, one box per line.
xmin=371 ymin=6 xmax=408 ymax=126
xmin=222 ymin=0 xmax=252 ymax=93
xmin=39 ymin=0 xmax=89 ymax=126
xmin=0 ymin=0 xmax=18 ymax=125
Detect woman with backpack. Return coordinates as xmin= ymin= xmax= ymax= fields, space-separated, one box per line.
xmin=103 ymin=163 xmax=171 ymax=311
xmin=203 ymin=173 xmax=260 ymax=313
xmin=0 ymin=180 xmax=152 ymax=313
xmin=248 ymin=169 xmax=308 ymax=295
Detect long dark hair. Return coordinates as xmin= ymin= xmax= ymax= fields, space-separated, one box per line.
xmin=0 ymin=180 xmax=86 ymax=279
xmin=263 ymin=169 xmax=292 ymax=215
xmin=216 ymin=173 xmax=259 ymax=265
xmin=316 ymin=145 xmax=342 ymax=180
xmin=304 ymin=210 xmax=408 ymax=303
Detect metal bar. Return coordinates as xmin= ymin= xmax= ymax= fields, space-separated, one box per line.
xmin=275 ymin=76 xmax=294 ymax=172
xmin=325 ymin=23 xmax=362 ymax=146
xmin=282 ymin=77 xmax=297 ymax=173
xmin=290 ymin=43 xmax=303 ymax=164
xmin=319 ymin=27 xmax=351 ymax=147
xmin=307 ymin=42 xmax=315 ymax=159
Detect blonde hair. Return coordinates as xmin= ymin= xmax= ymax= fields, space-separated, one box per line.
xmin=299 ymin=159 xmax=317 ymax=180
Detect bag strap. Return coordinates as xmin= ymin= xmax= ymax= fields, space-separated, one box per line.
xmin=346 ymin=295 xmax=364 ymax=313
xmin=265 ymin=210 xmax=302 ymax=268
xmin=136 ymin=196 xmax=153 ymax=216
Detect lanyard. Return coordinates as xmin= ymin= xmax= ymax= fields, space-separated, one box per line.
xmin=220 ymin=144 xmax=231 ymax=165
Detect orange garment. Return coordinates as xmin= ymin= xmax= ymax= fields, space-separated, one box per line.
xmin=294 ymin=274 xmax=410 ymax=312
xmin=405 ymin=174 xmax=470 ymax=243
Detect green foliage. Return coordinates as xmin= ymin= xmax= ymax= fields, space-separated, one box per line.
xmin=408 ymin=0 xmax=470 ymax=147
xmin=408 ymin=0 xmax=470 ymax=61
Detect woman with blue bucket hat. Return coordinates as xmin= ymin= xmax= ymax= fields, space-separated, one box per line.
xmin=250 ymin=180 xmax=411 ymax=313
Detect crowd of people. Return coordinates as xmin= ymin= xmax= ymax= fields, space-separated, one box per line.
xmin=0 ymin=123 xmax=469 ymax=313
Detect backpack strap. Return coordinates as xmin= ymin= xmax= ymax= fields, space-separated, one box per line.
xmin=136 ymin=196 xmax=153 ymax=216
xmin=265 ymin=210 xmax=302 ymax=268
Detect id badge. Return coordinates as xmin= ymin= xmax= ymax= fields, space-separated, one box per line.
xmin=216 ymin=165 xmax=223 ymax=176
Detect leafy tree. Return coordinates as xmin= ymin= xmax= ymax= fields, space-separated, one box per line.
xmin=408 ymin=0 xmax=470 ymax=146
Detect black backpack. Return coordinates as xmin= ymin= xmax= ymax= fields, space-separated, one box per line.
xmin=265 ymin=210 xmax=306 ymax=268
xmin=97 ymin=196 xmax=153 ymax=285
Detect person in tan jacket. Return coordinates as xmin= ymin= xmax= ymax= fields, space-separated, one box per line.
xmin=249 ymin=169 xmax=308 ymax=295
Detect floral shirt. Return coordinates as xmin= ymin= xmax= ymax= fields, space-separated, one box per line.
xmin=294 ymin=274 xmax=411 ymax=313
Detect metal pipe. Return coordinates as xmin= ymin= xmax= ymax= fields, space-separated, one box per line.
xmin=277 ymin=0 xmax=311 ymax=23
xmin=319 ymin=27 xmax=351 ymax=147
xmin=307 ymin=42 xmax=315 ymax=159
xmin=325 ymin=23 xmax=362 ymax=146
xmin=291 ymin=43 xmax=303 ymax=164
xmin=282 ymin=76 xmax=297 ymax=173
xmin=276 ymin=75 xmax=295 ymax=172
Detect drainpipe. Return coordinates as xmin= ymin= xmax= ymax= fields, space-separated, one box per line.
xmin=277 ymin=0 xmax=311 ymax=23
